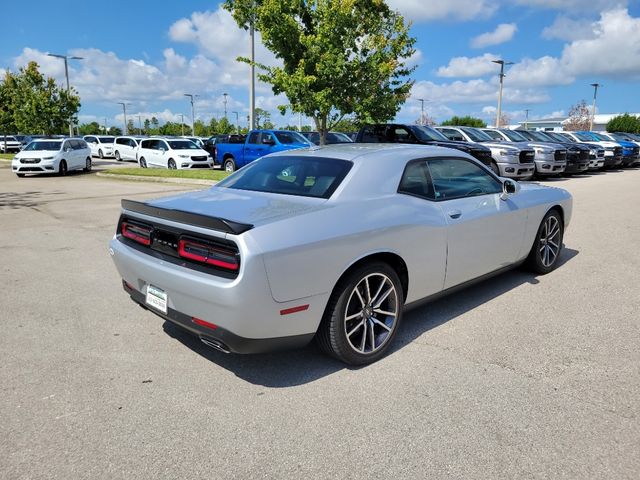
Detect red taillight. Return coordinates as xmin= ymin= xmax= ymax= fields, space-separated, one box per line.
xmin=121 ymin=221 xmax=152 ymax=246
xmin=178 ymin=238 xmax=239 ymax=271
xmin=192 ymin=317 xmax=218 ymax=330
xmin=280 ymin=305 xmax=310 ymax=316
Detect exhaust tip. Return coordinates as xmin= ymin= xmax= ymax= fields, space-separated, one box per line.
xmin=200 ymin=337 xmax=231 ymax=354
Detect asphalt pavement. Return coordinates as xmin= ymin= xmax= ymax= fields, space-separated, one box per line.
xmin=0 ymin=165 xmax=638 ymax=479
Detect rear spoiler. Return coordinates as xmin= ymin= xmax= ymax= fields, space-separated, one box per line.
xmin=121 ymin=199 xmax=253 ymax=235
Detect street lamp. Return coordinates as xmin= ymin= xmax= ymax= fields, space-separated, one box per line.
xmin=524 ymin=109 xmax=531 ymax=130
xmin=184 ymin=93 xmax=199 ymax=135
xmin=223 ymin=93 xmax=228 ymax=119
xmin=47 ymin=53 xmax=83 ymax=136
xmin=249 ymin=19 xmax=256 ymax=130
xmin=589 ymin=83 xmax=603 ymax=131
xmin=417 ymin=98 xmax=426 ymax=125
xmin=117 ymin=102 xmax=130 ymax=134
xmin=492 ymin=59 xmax=514 ymax=128
xmin=232 ymin=111 xmax=239 ymax=133
xmin=179 ymin=114 xmax=185 ymax=136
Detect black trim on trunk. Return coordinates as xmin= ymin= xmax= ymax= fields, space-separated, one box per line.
xmin=121 ymin=199 xmax=253 ymax=235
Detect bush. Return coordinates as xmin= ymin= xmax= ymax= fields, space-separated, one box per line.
xmin=606 ymin=114 xmax=640 ymax=133
xmin=440 ymin=116 xmax=486 ymax=128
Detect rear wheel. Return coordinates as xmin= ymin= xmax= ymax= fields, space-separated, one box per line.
xmin=526 ymin=209 xmax=564 ymax=274
xmin=58 ymin=160 xmax=68 ymax=176
xmin=115 ymin=151 xmax=121 ymax=161
xmin=98 ymin=149 xmax=104 ymax=159
xmin=139 ymin=157 xmax=147 ymax=168
xmin=168 ymin=159 xmax=177 ymax=170
xmin=317 ymin=262 xmax=403 ymax=365
xmin=224 ymin=158 xmax=236 ymax=172
xmin=83 ymin=157 xmax=92 ymax=172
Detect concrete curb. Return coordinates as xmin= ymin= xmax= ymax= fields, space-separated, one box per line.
xmin=96 ymin=172 xmax=217 ymax=186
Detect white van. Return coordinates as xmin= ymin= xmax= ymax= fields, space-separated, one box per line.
xmin=136 ymin=138 xmax=213 ymax=169
xmin=83 ymin=135 xmax=115 ymax=158
xmin=114 ymin=136 xmax=143 ymax=161
xmin=12 ymin=138 xmax=92 ymax=177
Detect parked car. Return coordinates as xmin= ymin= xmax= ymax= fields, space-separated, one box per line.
xmin=136 ymin=138 xmax=213 ymax=169
xmin=0 ymin=135 xmax=23 ymax=153
xmin=109 ymin=144 xmax=572 ymax=365
xmin=356 ymin=124 xmax=493 ymax=167
xmin=543 ymin=131 xmax=605 ymax=170
xmin=596 ymin=132 xmax=640 ymax=166
xmin=517 ymin=130 xmax=590 ymax=175
xmin=12 ymin=135 xmax=33 ymax=149
xmin=114 ymin=136 xmax=144 ymax=162
xmin=11 ymin=138 xmax=91 ymax=177
xmin=215 ymin=130 xmax=310 ymax=172
xmin=300 ymin=131 xmax=353 ymax=145
xmin=435 ymin=126 xmax=535 ymax=179
xmin=83 ymin=135 xmax=115 ymax=159
xmin=202 ymin=134 xmax=246 ymax=165
xmin=481 ymin=128 xmax=567 ymax=177
xmin=182 ymin=136 xmax=205 ymax=148
xmin=557 ymin=131 xmax=623 ymax=168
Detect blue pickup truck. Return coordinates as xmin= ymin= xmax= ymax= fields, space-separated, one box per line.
xmin=216 ymin=129 xmax=310 ymax=172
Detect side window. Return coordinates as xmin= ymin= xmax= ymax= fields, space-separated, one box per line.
xmin=262 ymin=133 xmax=275 ymax=144
xmin=70 ymin=140 xmax=81 ymax=150
xmin=158 ymin=140 xmax=168 ymax=151
xmin=440 ymin=129 xmax=464 ymax=141
xmin=116 ymin=138 xmax=124 ymax=145
xmin=130 ymin=139 xmax=138 ymax=147
xmin=62 ymin=141 xmax=71 ymax=151
xmin=78 ymin=140 xmax=88 ymax=149
xmin=482 ymin=130 xmax=503 ymax=141
xmin=248 ymin=132 xmax=260 ymax=144
xmin=360 ymin=125 xmax=388 ymax=143
xmin=398 ymin=160 xmax=435 ymax=200
xmin=427 ymin=158 xmax=502 ymax=200
xmin=141 ymin=140 xmax=151 ymax=149
xmin=85 ymin=136 xmax=95 ymax=143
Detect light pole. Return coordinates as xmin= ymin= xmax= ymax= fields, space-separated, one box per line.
xmin=249 ymin=9 xmax=256 ymax=130
xmin=524 ymin=109 xmax=531 ymax=130
xmin=232 ymin=111 xmax=239 ymax=133
xmin=137 ymin=115 xmax=142 ymax=135
xmin=589 ymin=83 xmax=602 ymax=131
xmin=492 ymin=59 xmax=514 ymax=128
xmin=179 ymin=114 xmax=185 ymax=136
xmin=184 ymin=93 xmax=198 ymax=136
xmin=417 ymin=98 xmax=426 ymax=125
xmin=223 ymin=93 xmax=228 ymax=119
xmin=117 ymin=102 xmax=129 ymax=135
xmin=47 ymin=53 xmax=83 ymax=136
xmin=104 ymin=117 xmax=108 ymax=134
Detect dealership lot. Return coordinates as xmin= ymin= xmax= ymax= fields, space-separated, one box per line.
xmin=0 ymin=165 xmax=639 ymax=479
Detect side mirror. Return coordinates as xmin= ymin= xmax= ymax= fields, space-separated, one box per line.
xmin=65 ymin=147 xmax=72 ymax=152
xmin=159 ymin=147 xmax=166 ymax=153
xmin=500 ymin=179 xmax=520 ymax=200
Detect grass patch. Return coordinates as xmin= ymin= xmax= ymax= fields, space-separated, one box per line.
xmin=103 ymin=168 xmax=230 ymax=181
xmin=0 ymin=153 xmax=14 ymax=160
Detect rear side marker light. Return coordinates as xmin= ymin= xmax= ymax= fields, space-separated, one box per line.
xmin=192 ymin=317 xmax=218 ymax=330
xmin=121 ymin=222 xmax=152 ymax=246
xmin=178 ymin=238 xmax=239 ymax=271
xmin=280 ymin=305 xmax=309 ymax=316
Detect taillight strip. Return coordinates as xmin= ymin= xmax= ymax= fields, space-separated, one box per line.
xmin=121 ymin=222 xmax=152 ymax=246
xmin=178 ymin=238 xmax=239 ymax=271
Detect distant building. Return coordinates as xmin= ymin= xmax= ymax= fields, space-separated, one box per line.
xmin=516 ymin=113 xmax=640 ymax=132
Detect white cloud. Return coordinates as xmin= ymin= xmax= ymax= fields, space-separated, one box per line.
xmin=541 ymin=16 xmax=597 ymax=41
xmin=513 ymin=0 xmax=628 ymax=11
xmin=411 ymin=79 xmax=550 ymax=105
xmin=471 ymin=23 xmax=517 ymax=48
xmin=386 ymin=0 xmax=498 ymax=22
xmin=506 ymin=56 xmax=572 ymax=87
xmin=437 ymin=53 xmax=502 ymax=78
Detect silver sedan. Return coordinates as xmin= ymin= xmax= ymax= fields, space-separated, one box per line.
xmin=109 ymin=144 xmax=572 ymax=365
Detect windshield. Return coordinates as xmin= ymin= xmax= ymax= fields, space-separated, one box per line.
xmin=98 ymin=136 xmax=115 ymax=143
xmin=546 ymin=132 xmax=569 ymax=143
xmin=524 ymin=130 xmax=554 ymax=142
xmin=274 ymin=131 xmax=309 ymax=145
xmin=482 ymin=130 xmax=504 ymax=141
xmin=609 ymin=133 xmax=631 ymax=142
xmin=1 ymin=136 xmax=17 ymax=141
xmin=23 ymin=141 xmax=62 ymax=151
xmin=217 ymin=155 xmax=352 ymax=199
xmin=572 ymin=132 xmax=593 ymax=141
xmin=410 ymin=125 xmax=449 ymax=142
xmin=501 ymin=130 xmax=528 ymax=142
xmin=460 ymin=127 xmax=492 ymax=142
xmin=167 ymin=140 xmax=200 ymax=150
xmin=590 ymin=133 xmax=611 ymax=142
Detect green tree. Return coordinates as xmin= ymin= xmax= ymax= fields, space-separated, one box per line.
xmin=108 ymin=126 xmax=122 ymax=136
xmin=441 ymin=115 xmax=486 ymax=128
xmin=2 ymin=62 xmax=81 ymax=135
xmin=0 ymin=76 xmax=16 ymax=136
xmin=208 ymin=117 xmax=219 ymax=135
xmin=194 ymin=119 xmax=208 ymax=137
xmin=217 ymin=117 xmax=236 ymax=134
xmin=224 ymin=0 xmax=416 ymax=145
xmin=606 ymin=113 xmax=640 ymax=133
xmin=126 ymin=119 xmax=135 ymax=135
xmin=143 ymin=118 xmax=151 ymax=134
xmin=79 ymin=121 xmax=102 ymax=135
xmin=332 ymin=117 xmax=360 ymax=133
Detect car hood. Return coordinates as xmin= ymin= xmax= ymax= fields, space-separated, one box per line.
xmin=479 ymin=142 xmax=522 ymax=151
xmin=431 ymin=140 xmax=490 ymax=152
xmin=172 ymin=148 xmax=210 ymax=156
xmin=145 ymin=187 xmax=327 ymax=228
xmin=525 ymin=141 xmax=567 ymax=151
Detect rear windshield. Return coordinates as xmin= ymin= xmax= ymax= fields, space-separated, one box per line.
xmin=167 ymin=140 xmax=199 ymax=150
xmin=23 ymin=141 xmax=62 ymax=151
xmin=216 ymin=155 xmax=352 ymax=199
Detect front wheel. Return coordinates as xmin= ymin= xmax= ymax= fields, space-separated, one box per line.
xmin=98 ymin=149 xmax=104 ymax=159
xmin=526 ymin=209 xmax=564 ymax=274
xmin=115 ymin=151 xmax=121 ymax=161
xmin=224 ymin=159 xmax=236 ymax=172
xmin=84 ymin=157 xmax=92 ymax=172
xmin=139 ymin=157 xmax=147 ymax=168
xmin=58 ymin=160 xmax=68 ymax=176
xmin=168 ymin=159 xmax=177 ymax=170
xmin=317 ymin=262 xmax=403 ymax=365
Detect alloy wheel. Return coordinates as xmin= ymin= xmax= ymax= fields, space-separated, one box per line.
xmin=539 ymin=215 xmax=561 ymax=267
xmin=344 ymin=273 xmax=399 ymax=354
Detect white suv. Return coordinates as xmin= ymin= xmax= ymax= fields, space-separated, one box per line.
xmin=136 ymin=138 xmax=213 ymax=169
xmin=1 ymin=135 xmax=23 ymax=153
xmin=114 ymin=136 xmax=142 ymax=162
xmin=83 ymin=135 xmax=115 ymax=158
xmin=11 ymin=138 xmax=92 ymax=177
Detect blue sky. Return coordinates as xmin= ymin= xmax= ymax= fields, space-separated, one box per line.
xmin=1 ymin=0 xmax=639 ymax=129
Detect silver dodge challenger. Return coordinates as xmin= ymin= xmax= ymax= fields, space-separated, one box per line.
xmin=109 ymin=144 xmax=572 ymax=365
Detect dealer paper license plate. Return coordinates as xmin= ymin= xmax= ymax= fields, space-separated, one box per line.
xmin=145 ymin=284 xmax=167 ymax=314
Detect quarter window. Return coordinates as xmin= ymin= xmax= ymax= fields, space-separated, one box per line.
xmin=398 ymin=160 xmax=435 ymax=200
xmin=248 ymin=132 xmax=260 ymax=144
xmin=427 ymin=158 xmax=502 ymax=200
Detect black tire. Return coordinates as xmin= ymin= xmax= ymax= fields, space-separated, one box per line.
xmin=139 ymin=157 xmax=147 ymax=168
xmin=98 ymin=149 xmax=104 ymax=159
xmin=16 ymin=173 xmax=25 ymax=178
xmin=224 ymin=158 xmax=236 ymax=173
xmin=490 ymin=161 xmax=500 ymax=175
xmin=317 ymin=261 xmax=403 ymax=365
xmin=525 ymin=209 xmax=564 ymax=274
xmin=115 ymin=151 xmax=121 ymax=161
xmin=58 ymin=160 xmax=68 ymax=176
xmin=83 ymin=157 xmax=92 ymax=172
xmin=168 ymin=159 xmax=177 ymax=170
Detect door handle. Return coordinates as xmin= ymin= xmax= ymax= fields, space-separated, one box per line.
xmin=448 ymin=210 xmax=462 ymax=219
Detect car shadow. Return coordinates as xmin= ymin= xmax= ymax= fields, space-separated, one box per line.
xmin=0 ymin=190 xmax=65 ymax=208
xmin=163 ymin=248 xmax=579 ymax=388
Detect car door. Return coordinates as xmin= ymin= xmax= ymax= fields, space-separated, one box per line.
xmin=243 ymin=132 xmax=264 ymax=163
xmin=61 ymin=140 xmax=76 ymax=168
xmin=427 ymin=157 xmax=527 ymax=289
xmin=128 ymin=139 xmax=138 ymax=160
xmin=156 ymin=140 xmax=169 ymax=168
